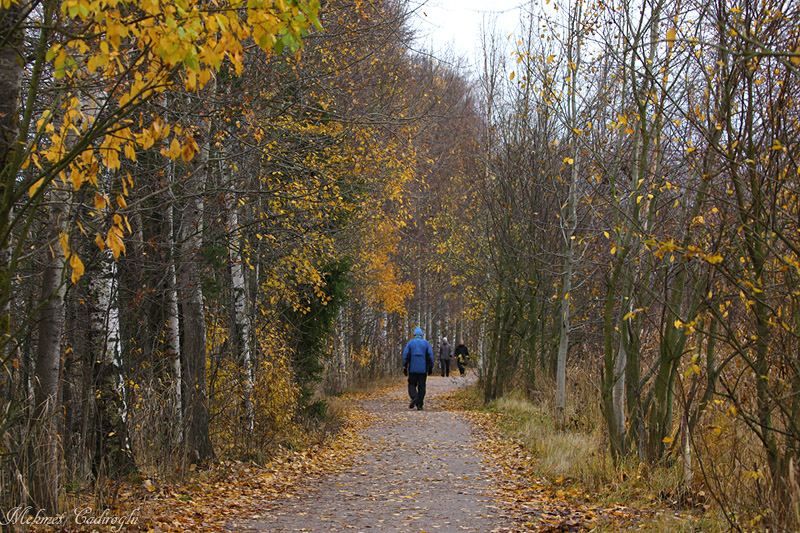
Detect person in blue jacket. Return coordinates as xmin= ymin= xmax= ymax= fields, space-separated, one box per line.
xmin=402 ymin=327 xmax=434 ymax=410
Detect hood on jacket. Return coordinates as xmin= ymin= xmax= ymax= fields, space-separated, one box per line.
xmin=414 ymin=327 xmax=423 ymax=337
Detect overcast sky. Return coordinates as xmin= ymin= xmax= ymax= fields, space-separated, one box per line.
xmin=408 ymin=0 xmax=525 ymax=67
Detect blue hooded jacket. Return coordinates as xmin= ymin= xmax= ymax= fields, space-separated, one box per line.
xmin=403 ymin=327 xmax=434 ymax=374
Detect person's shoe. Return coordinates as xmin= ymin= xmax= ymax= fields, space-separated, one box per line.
xmin=409 ymin=399 xmax=416 ymax=409
xmin=417 ymin=405 xmax=423 ymax=411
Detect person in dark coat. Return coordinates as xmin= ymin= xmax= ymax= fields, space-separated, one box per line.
xmin=402 ymin=327 xmax=434 ymax=410
xmin=454 ymin=339 xmax=469 ymax=376
xmin=439 ymin=337 xmax=452 ymax=377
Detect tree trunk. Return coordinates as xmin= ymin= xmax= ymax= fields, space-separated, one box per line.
xmin=555 ymin=0 xmax=583 ymax=430
xmin=225 ymin=187 xmax=254 ymax=432
xmin=32 ymin=181 xmax=69 ymax=513
xmin=166 ymin=188 xmax=182 ymax=441
xmin=0 ymin=5 xmax=23 ymax=330
xmin=178 ymin=118 xmax=214 ymax=463
xmin=88 ymin=251 xmax=133 ymax=483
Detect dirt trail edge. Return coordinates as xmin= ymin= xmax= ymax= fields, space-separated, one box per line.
xmin=230 ymin=375 xmax=519 ymax=532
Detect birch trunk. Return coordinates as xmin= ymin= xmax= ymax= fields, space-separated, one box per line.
xmin=32 ymin=180 xmax=69 ymax=513
xmin=88 ymin=252 xmax=133 ymax=481
xmin=225 ymin=189 xmax=254 ymax=432
xmin=166 ymin=192 xmax=182 ymax=440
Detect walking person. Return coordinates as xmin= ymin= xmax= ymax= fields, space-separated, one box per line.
xmin=439 ymin=337 xmax=452 ymax=377
xmin=403 ymin=327 xmax=434 ymax=410
xmin=455 ymin=339 xmax=469 ymax=376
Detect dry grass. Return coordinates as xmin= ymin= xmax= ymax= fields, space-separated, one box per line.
xmin=486 ymin=387 xmax=728 ymax=532
xmin=492 ymin=394 xmax=606 ymax=481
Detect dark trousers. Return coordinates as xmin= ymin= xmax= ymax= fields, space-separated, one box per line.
xmin=457 ymin=361 xmax=465 ymax=375
xmin=440 ymin=359 xmax=450 ymax=377
xmin=408 ymin=373 xmax=428 ymax=407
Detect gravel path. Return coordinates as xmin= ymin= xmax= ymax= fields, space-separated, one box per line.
xmin=234 ymin=375 xmax=516 ymax=532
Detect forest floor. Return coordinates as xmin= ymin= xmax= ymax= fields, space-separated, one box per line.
xmin=104 ymin=375 xmax=680 ymax=532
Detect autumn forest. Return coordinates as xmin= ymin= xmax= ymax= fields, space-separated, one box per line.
xmin=1 ymin=0 xmax=799 ymax=529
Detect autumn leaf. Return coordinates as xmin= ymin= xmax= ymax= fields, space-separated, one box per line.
xmin=666 ymin=28 xmax=676 ymax=48
xmin=106 ymin=226 xmax=126 ymax=259
xmin=94 ymin=193 xmax=107 ymax=212
xmin=791 ymin=46 xmax=800 ymax=66
xmin=69 ymin=253 xmax=85 ymax=284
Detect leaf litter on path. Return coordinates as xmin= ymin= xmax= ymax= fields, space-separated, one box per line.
xmin=99 ymin=376 xmax=648 ymax=532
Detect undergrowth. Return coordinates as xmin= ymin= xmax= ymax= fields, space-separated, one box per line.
xmin=466 ymin=384 xmax=728 ymax=532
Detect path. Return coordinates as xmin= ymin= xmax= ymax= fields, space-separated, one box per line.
xmin=231 ymin=375 xmax=518 ymax=532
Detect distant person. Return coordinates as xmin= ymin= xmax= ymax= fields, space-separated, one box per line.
xmin=454 ymin=339 xmax=469 ymax=376
xmin=402 ymin=327 xmax=434 ymax=410
xmin=439 ymin=337 xmax=452 ymax=377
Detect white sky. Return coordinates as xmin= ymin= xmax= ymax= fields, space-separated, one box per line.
xmin=409 ymin=0 xmax=526 ymax=68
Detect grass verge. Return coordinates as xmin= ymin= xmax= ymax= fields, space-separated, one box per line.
xmin=459 ymin=385 xmax=728 ymax=532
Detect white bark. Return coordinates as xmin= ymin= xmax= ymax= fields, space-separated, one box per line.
xmin=33 ymin=179 xmax=68 ymax=513
xmin=225 ymin=190 xmax=254 ymax=432
xmin=681 ymin=410 xmax=692 ymax=485
xmin=88 ymin=251 xmax=131 ymax=463
xmin=166 ymin=195 xmax=182 ymax=437
xmin=89 ymin=254 xmax=122 ymax=382
xmin=612 ymin=333 xmax=627 ymax=445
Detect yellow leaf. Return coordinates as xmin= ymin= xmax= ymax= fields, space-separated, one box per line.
xmin=791 ymin=46 xmax=800 ymax=66
xmin=94 ymin=193 xmax=107 ymax=212
xmin=686 ymin=146 xmax=696 ymax=153
xmin=117 ymin=194 xmax=127 ymax=209
xmin=59 ymin=231 xmax=71 ymax=258
xmin=168 ymin=137 xmax=181 ymax=160
xmin=666 ymin=28 xmax=676 ymax=48
xmin=95 ymin=233 xmax=105 ymax=251
xmin=29 ymin=178 xmax=45 ymax=197
xmin=509 ymin=71 xmax=515 ymax=80
xmin=706 ymin=254 xmax=723 ymax=264
xmin=69 ymin=253 xmax=84 ymax=284
xmin=546 ymin=54 xmax=555 ymax=63
xmin=106 ymin=226 xmax=126 ymax=260
xmin=662 ymin=436 xmax=674 ymax=443
xmin=70 ymin=170 xmax=84 ymax=190
xmin=564 ymin=157 xmax=574 ymax=165
xmin=181 ymin=139 xmax=196 ymax=163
